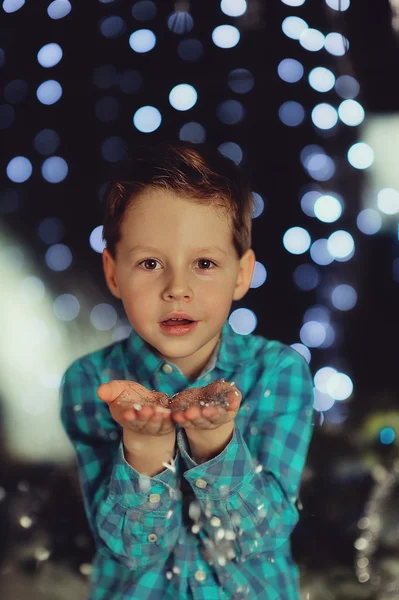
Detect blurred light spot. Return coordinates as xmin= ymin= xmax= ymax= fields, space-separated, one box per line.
xmin=324 ymin=401 xmax=349 ymax=425
xmin=380 ymin=427 xmax=396 ymax=445
xmin=218 ymin=142 xmax=243 ymax=164
xmin=314 ymin=194 xmax=342 ymax=222
xmin=278 ymin=58 xmax=304 ymax=83
xmin=325 ymin=0 xmax=350 ymax=10
xmin=299 ymin=28 xmax=325 ymax=51
xmin=47 ymin=0 xmax=71 ymax=19
xmin=293 ymin=263 xmax=321 ymax=291
xmin=169 ymin=84 xmax=197 ymax=111
xmin=99 ymin=15 xmax=126 ymax=38
xmin=327 ymin=230 xmax=354 ymax=260
xmin=179 ymin=122 xmax=206 ymax=143
xmin=308 ymin=67 xmax=335 ymax=92
xmin=178 ymin=39 xmax=203 ymax=60
xmin=0 ymin=188 xmax=19 ymax=213
xmin=347 ymin=142 xmax=374 ymax=169
xmin=212 ymin=24 xmax=240 ymax=48
xmin=112 ymin=321 xmax=133 ymax=342
xmin=281 ymin=0 xmax=306 ymax=5
xmin=301 ymin=190 xmax=321 ymax=216
xmin=300 ymin=321 xmax=326 ymax=347
xmin=6 ymin=156 xmax=32 ymax=183
xmin=129 ymin=29 xmax=156 ymax=53
xmin=19 ymin=276 xmax=45 ymax=304
xmin=281 ymin=16 xmax=308 ymax=40
xmin=338 ymin=99 xmax=364 ymax=126
xmin=331 ymin=283 xmax=357 ymax=311
xmin=314 ymin=366 xmax=337 ymax=393
xmin=167 ymin=11 xmax=194 ymax=34
xmin=324 ymin=32 xmax=348 ymax=56
xmin=228 ymin=68 xmax=254 ymax=93
xmin=90 ymin=304 xmax=118 ymax=330
xmin=357 ymin=208 xmax=382 ymax=234
xmin=37 ymin=43 xmax=63 ymax=67
xmin=217 ymin=99 xmax=245 ymax=124
xmin=310 ymin=238 xmax=334 ymax=265
xmin=101 ymin=136 xmax=127 ymax=162
xmin=90 ymin=225 xmax=106 ymax=253
xmin=311 ymin=103 xmax=338 ymax=129
xmin=305 ymin=153 xmax=335 ymax=181
xmin=335 ymin=74 xmax=359 ymax=98
xmin=119 ymin=69 xmax=142 ymax=93
xmin=133 ymin=105 xmax=162 ymax=132
xmin=326 ymin=372 xmax=353 ymax=400
xmin=45 ymin=243 xmax=72 ymax=271
xmin=250 ymin=261 xmax=267 ymax=288
xmin=36 ymin=80 xmax=62 ymax=105
xmin=42 ymin=156 xmax=68 ymax=183
xmin=0 ymin=104 xmax=15 ymax=128
xmin=221 ymin=0 xmax=247 ymax=16
xmin=132 ymin=1 xmax=157 ymax=20
xmin=303 ymin=305 xmax=330 ymax=324
xmin=252 ymin=192 xmax=265 ymax=218
xmin=228 ymin=308 xmax=257 ymax=335
xmin=290 ymin=343 xmax=311 ymax=363
xmin=313 ymin=389 xmax=335 ymax=411
xmin=3 ymin=0 xmax=25 ymax=12
xmin=95 ymin=96 xmax=119 ymax=121
xmin=377 ymin=188 xmax=399 ymax=215
xmin=54 ymin=294 xmax=80 ymax=321
xmin=33 ymin=129 xmax=60 ymax=155
xmin=38 ymin=217 xmax=64 ymax=244
xmin=279 ymin=101 xmax=305 ymax=126
xmin=283 ymin=226 xmax=311 ymax=254
xmin=4 ymin=79 xmax=29 ymax=103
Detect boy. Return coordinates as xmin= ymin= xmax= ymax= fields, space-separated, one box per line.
xmin=60 ymin=140 xmax=315 ymax=600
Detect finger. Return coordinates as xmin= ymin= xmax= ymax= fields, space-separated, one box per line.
xmin=97 ymin=380 xmax=135 ymax=403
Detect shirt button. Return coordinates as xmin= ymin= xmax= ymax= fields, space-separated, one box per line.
xmin=162 ymin=364 xmax=173 ymax=374
xmin=194 ymin=570 xmax=206 ymax=582
xmin=149 ymin=493 xmax=161 ymax=503
xmin=195 ymin=478 xmax=207 ymax=489
xmin=148 ymin=533 xmax=158 ymax=542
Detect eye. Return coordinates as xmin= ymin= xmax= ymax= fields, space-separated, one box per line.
xmin=137 ymin=258 xmax=217 ymax=271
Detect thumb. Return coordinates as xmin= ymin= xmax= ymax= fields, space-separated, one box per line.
xmin=97 ymin=380 xmax=130 ymax=403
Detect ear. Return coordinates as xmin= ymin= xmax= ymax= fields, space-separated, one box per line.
xmin=102 ymin=248 xmax=122 ymax=299
xmin=233 ymin=248 xmax=256 ymax=302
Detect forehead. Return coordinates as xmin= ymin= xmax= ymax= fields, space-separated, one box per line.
xmin=120 ymin=188 xmax=233 ymax=246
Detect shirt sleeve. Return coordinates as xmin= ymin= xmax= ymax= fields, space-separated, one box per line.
xmin=59 ymin=358 xmax=183 ymax=571
xmin=177 ymin=348 xmax=315 ymax=561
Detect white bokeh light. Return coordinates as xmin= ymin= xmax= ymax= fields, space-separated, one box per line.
xmin=300 ymin=321 xmax=326 ymax=347
xmin=36 ymin=80 xmax=62 ymax=105
xmin=37 ymin=43 xmax=63 ymax=68
xmin=41 ymin=157 xmax=68 ymax=183
xmin=53 ymin=294 xmax=80 ymax=321
xmin=228 ymin=307 xmax=257 ymax=335
xmin=220 ymin=0 xmax=247 ymax=17
xmin=90 ymin=304 xmax=118 ymax=331
xmin=324 ymin=32 xmax=348 ymax=56
xmin=356 ymin=208 xmax=382 ymax=235
xmin=331 ymin=284 xmax=357 ymax=311
xmin=129 ymin=29 xmax=156 ymax=52
xmin=338 ymin=99 xmax=365 ymax=126
xmin=290 ymin=343 xmax=311 ymax=363
xmin=314 ymin=195 xmax=342 ymax=223
xmin=313 ymin=388 xmax=335 ymax=412
xmin=325 ymin=0 xmax=350 ymax=10
xmin=311 ymin=103 xmax=338 ymax=129
xmin=169 ymin=84 xmax=198 ymax=111
xmin=310 ymin=239 xmax=334 ymax=265
xmin=326 ymin=372 xmax=353 ymax=401
xmin=327 ymin=230 xmax=354 ymax=260
xmin=314 ymin=366 xmax=337 ymax=393
xmin=299 ymin=28 xmax=325 ymax=52
xmin=278 ymin=58 xmax=304 ymax=83
xmin=133 ymin=105 xmax=162 ymax=132
xmin=3 ymin=0 xmax=25 ymax=12
xmin=377 ymin=188 xmax=399 ymax=215
xmin=283 ymin=227 xmax=311 ymax=255
xmin=250 ymin=261 xmax=267 ymax=288
xmin=281 ymin=16 xmax=308 ymax=40
xmin=281 ymin=0 xmax=306 ymax=5
xmin=90 ymin=225 xmax=106 ymax=253
xmin=308 ymin=67 xmax=335 ymax=92
xmin=6 ymin=156 xmax=32 ymax=183
xmin=347 ymin=142 xmax=374 ymax=169
xmin=47 ymin=0 xmax=71 ymax=19
xmin=212 ymin=24 xmax=240 ymax=48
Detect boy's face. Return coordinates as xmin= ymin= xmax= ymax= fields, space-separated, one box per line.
xmin=102 ymin=188 xmax=256 ymax=381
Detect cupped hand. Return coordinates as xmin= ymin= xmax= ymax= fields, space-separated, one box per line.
xmin=97 ymin=380 xmax=175 ymax=437
xmin=168 ymin=380 xmax=242 ymax=431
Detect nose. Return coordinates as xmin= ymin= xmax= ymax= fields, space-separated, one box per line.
xmin=162 ymin=270 xmax=193 ymax=301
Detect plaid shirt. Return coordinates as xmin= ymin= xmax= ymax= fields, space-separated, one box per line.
xmin=60 ymin=320 xmax=315 ymax=600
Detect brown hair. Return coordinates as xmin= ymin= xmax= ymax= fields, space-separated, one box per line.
xmin=101 ymin=140 xmax=254 ymax=260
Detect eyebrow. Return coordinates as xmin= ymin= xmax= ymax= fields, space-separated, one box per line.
xmin=128 ymin=244 xmax=227 ymax=256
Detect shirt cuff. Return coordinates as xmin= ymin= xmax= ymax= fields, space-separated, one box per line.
xmin=107 ymin=439 xmax=180 ymax=510
xmin=177 ymin=425 xmax=255 ymax=501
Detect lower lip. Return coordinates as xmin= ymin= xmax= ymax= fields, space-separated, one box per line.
xmin=159 ymin=321 xmax=198 ymax=336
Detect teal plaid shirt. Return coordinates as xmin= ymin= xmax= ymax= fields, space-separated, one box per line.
xmin=60 ymin=320 xmax=315 ymax=600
